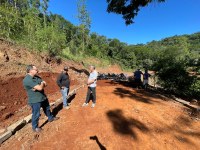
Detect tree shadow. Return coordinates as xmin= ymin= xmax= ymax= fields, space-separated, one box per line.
xmin=106 ymin=109 xmax=149 ymax=140
xmin=90 ymin=136 xmax=107 ymax=150
xmin=113 ymin=87 xmax=155 ymax=104
xmin=40 ymin=93 xmax=76 ymax=128
xmin=52 ymin=93 xmax=76 ymax=116
xmin=69 ymin=67 xmax=90 ymax=76
xmin=154 ymin=114 xmax=200 ymax=146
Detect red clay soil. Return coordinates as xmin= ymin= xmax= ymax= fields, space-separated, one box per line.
xmin=1 ymin=80 xmax=199 ymax=150
xmin=0 ymin=72 xmax=78 ymax=126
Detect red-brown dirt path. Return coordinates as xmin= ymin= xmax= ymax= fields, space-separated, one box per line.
xmin=0 ymin=80 xmax=200 ymax=150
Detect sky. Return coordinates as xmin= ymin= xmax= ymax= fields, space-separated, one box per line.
xmin=48 ymin=0 xmax=200 ymax=45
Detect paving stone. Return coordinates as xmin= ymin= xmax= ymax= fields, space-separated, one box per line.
xmin=7 ymin=119 xmax=26 ymax=134
xmin=24 ymin=114 xmax=32 ymax=124
xmin=0 ymin=130 xmax=12 ymax=144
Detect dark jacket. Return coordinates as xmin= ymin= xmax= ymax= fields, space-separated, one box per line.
xmin=57 ymin=72 xmax=70 ymax=88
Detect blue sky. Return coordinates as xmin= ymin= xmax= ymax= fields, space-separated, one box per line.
xmin=48 ymin=0 xmax=200 ymax=45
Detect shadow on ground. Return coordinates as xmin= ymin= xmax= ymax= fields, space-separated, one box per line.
xmin=106 ymin=109 xmax=149 ymax=140
xmin=70 ymin=67 xmax=90 ymax=76
xmin=40 ymin=93 xmax=76 ymax=128
xmin=154 ymin=114 xmax=200 ymax=146
xmin=113 ymin=87 xmax=154 ymax=104
xmin=90 ymin=136 xmax=107 ymax=150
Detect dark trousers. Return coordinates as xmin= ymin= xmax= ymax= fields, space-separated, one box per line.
xmin=85 ymin=87 xmax=96 ymax=104
xmin=30 ymin=100 xmax=54 ymax=130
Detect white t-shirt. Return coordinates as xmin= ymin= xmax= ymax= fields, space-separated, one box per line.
xmin=88 ymin=71 xmax=98 ymax=87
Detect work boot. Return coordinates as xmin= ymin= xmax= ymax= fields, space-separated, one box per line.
xmin=33 ymin=127 xmax=42 ymax=133
xmin=64 ymin=106 xmax=70 ymax=110
xmin=82 ymin=103 xmax=88 ymax=107
xmin=91 ymin=103 xmax=96 ymax=108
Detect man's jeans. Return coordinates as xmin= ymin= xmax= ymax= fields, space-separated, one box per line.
xmin=30 ymin=100 xmax=54 ymax=130
xmin=85 ymin=87 xmax=96 ymax=104
xmin=61 ymin=87 xmax=69 ymax=107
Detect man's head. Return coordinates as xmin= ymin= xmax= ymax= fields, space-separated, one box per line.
xmin=63 ymin=66 xmax=68 ymax=73
xmin=26 ymin=65 xmax=38 ymax=76
xmin=89 ymin=65 xmax=95 ymax=73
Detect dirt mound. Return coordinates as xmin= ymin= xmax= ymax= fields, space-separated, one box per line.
xmin=98 ymin=64 xmax=122 ymax=74
xmin=0 ymin=72 xmax=78 ymax=122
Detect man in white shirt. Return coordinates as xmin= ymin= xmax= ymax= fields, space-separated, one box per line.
xmin=82 ymin=65 xmax=98 ymax=108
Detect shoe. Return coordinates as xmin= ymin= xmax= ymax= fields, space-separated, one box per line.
xmin=64 ymin=106 xmax=70 ymax=110
xmin=33 ymin=127 xmax=42 ymax=132
xmin=91 ymin=103 xmax=95 ymax=108
xmin=68 ymin=103 xmax=71 ymax=106
xmin=82 ymin=103 xmax=88 ymax=107
xmin=49 ymin=117 xmax=59 ymax=122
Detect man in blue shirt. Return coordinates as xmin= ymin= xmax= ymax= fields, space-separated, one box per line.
xmin=23 ymin=65 xmax=59 ymax=132
xmin=143 ymin=70 xmax=151 ymax=89
xmin=82 ymin=65 xmax=98 ymax=108
xmin=134 ymin=69 xmax=143 ymax=89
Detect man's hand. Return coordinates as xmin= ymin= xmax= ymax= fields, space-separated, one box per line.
xmin=42 ymin=81 xmax=47 ymax=87
xmin=61 ymin=86 xmax=65 ymax=89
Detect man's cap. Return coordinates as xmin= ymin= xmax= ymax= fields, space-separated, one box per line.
xmin=63 ymin=66 xmax=68 ymax=71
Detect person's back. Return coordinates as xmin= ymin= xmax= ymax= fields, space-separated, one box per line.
xmin=134 ymin=70 xmax=143 ymax=79
xmin=143 ymin=72 xmax=150 ymax=80
xmin=143 ymin=70 xmax=151 ymax=89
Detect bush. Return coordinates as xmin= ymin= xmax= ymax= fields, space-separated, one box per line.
xmin=153 ymin=47 xmax=198 ymax=98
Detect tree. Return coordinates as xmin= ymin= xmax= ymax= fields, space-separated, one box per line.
xmin=106 ymin=0 xmax=165 ymax=25
xmin=77 ymin=0 xmax=91 ymax=53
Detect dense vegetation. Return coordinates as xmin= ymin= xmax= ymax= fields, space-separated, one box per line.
xmin=0 ymin=0 xmax=199 ymax=99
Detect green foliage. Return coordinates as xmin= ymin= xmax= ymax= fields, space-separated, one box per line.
xmin=153 ymin=47 xmax=199 ymax=98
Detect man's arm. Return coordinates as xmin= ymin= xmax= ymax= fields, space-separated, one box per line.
xmin=56 ymin=74 xmax=62 ymax=88
xmin=87 ymin=72 xmax=98 ymax=85
xmin=87 ymin=79 xmax=97 ymax=85
xmin=33 ymin=81 xmax=46 ymax=91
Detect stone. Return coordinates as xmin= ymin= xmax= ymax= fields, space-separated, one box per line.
xmin=2 ymin=112 xmax=14 ymax=120
xmin=0 ymin=106 xmax=6 ymax=112
xmin=0 ymin=128 xmax=6 ymax=134
xmin=0 ymin=130 xmax=12 ymax=144
xmin=24 ymin=114 xmax=32 ymax=124
xmin=7 ymin=119 xmax=26 ymax=134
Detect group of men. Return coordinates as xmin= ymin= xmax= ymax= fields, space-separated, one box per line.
xmin=23 ymin=65 xmax=98 ymax=132
xmin=23 ymin=64 xmax=150 ymax=133
xmin=133 ymin=69 xmax=151 ymax=89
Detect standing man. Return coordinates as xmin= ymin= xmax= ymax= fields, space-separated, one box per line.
xmin=143 ymin=70 xmax=151 ymax=90
xmin=23 ymin=65 xmax=59 ymax=132
xmin=134 ymin=69 xmax=143 ymax=89
xmin=82 ymin=65 xmax=98 ymax=108
xmin=57 ymin=67 xmax=70 ymax=109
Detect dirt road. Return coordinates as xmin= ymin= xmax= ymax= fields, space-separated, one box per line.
xmin=1 ymin=80 xmax=199 ymax=150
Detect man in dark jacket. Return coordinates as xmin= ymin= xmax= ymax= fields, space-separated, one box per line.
xmin=23 ymin=65 xmax=59 ymax=132
xmin=57 ymin=67 xmax=70 ymax=109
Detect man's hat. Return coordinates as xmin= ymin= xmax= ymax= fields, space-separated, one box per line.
xmin=63 ymin=66 xmax=68 ymax=71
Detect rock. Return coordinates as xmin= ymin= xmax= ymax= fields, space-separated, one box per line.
xmin=0 ymin=128 xmax=6 ymax=134
xmin=190 ymin=99 xmax=198 ymax=105
xmin=24 ymin=114 xmax=32 ymax=124
xmin=2 ymin=112 xmax=14 ymax=120
xmin=0 ymin=106 xmax=6 ymax=112
xmin=7 ymin=119 xmax=26 ymax=134
xmin=18 ymin=136 xmax=23 ymax=141
xmin=0 ymin=130 xmax=12 ymax=144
